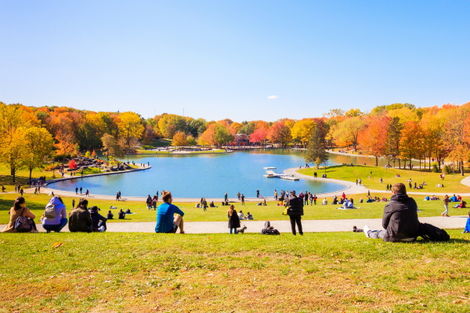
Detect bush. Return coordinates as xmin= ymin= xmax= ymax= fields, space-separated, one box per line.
xmin=432 ymin=163 xmax=439 ymax=173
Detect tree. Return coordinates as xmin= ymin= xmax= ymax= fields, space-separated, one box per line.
xmin=358 ymin=116 xmax=390 ymax=166
xmin=330 ymin=116 xmax=365 ymax=151
xmin=291 ymin=119 xmax=315 ymax=147
xmin=384 ymin=117 xmax=402 ymax=167
xmin=249 ymin=127 xmax=268 ymax=144
xmin=305 ymin=122 xmax=329 ymax=168
xmin=101 ymin=133 xmax=124 ymax=158
xmin=23 ymin=127 xmax=54 ymax=181
xmin=214 ymin=125 xmax=234 ymax=146
xmin=267 ymin=122 xmax=291 ymax=147
xmin=399 ymin=121 xmax=425 ymax=169
xmin=172 ymin=131 xmax=188 ymax=146
xmin=116 ymin=112 xmax=144 ymax=152
xmin=0 ymin=104 xmax=36 ymax=182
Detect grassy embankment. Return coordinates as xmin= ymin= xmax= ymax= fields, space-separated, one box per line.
xmin=0 ymin=192 xmax=467 ymax=224
xmin=298 ymin=165 xmax=470 ymax=193
xmin=0 ymin=231 xmax=468 ymax=312
xmin=135 ymin=148 xmax=227 ymax=155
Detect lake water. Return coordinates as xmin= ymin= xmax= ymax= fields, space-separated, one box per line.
xmin=49 ymin=151 xmax=358 ymax=198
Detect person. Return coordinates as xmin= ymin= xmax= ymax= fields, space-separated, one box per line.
xmin=68 ymin=199 xmax=93 ymax=232
xmin=354 ymin=183 xmax=420 ymax=242
xmin=442 ymin=195 xmax=450 ymax=217
xmin=241 ymin=194 xmax=245 ymax=205
xmin=42 ymin=196 xmax=68 ymax=233
xmin=2 ymin=197 xmax=38 ymax=233
xmin=464 ymin=211 xmax=470 ymax=233
xmin=227 ymin=205 xmax=240 ymax=234
xmin=107 ymin=210 xmax=114 ymax=219
xmin=146 ymin=195 xmax=153 ymax=209
xmin=238 ymin=210 xmax=245 ymax=220
xmin=90 ymin=206 xmax=107 ymax=232
xmin=322 ymin=198 xmax=328 ymax=205
xmin=118 ymin=209 xmax=126 ymax=219
xmin=286 ymin=191 xmax=303 ymax=235
xmin=1 ymin=185 xmax=6 ymax=192
xmin=246 ymin=212 xmax=254 ymax=220
xmin=155 ymin=191 xmax=185 ymax=233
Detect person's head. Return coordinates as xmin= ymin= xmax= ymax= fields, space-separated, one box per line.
xmin=13 ymin=197 xmax=26 ymax=210
xmin=162 ymin=191 xmax=172 ymax=203
xmin=90 ymin=206 xmax=99 ymax=212
xmin=57 ymin=197 xmax=64 ymax=204
xmin=391 ymin=183 xmax=407 ymax=195
xmin=77 ymin=198 xmax=88 ymax=209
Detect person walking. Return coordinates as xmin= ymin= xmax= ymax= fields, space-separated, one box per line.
xmin=286 ymin=191 xmax=304 ymax=235
xmin=442 ymin=195 xmax=450 ymax=217
xmin=227 ymin=205 xmax=240 ymax=234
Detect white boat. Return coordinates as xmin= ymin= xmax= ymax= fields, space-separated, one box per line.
xmin=281 ymin=175 xmax=299 ymax=181
xmin=263 ymin=166 xmax=277 ymax=170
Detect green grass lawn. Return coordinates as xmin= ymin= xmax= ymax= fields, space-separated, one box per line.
xmin=0 ymin=163 xmax=55 ymax=188
xmin=298 ymin=165 xmax=470 ymax=193
xmin=0 ymin=231 xmax=468 ymax=312
xmin=1 ymin=192 xmax=468 ymax=224
xmin=135 ymin=148 xmax=227 ymax=155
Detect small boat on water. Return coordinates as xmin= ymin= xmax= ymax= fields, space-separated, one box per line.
xmin=263 ymin=166 xmax=277 ymax=170
xmin=263 ymin=168 xmax=300 ymax=181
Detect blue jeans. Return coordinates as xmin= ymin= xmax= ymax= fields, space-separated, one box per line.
xmin=229 ymin=228 xmax=238 ymax=234
xmin=43 ymin=218 xmax=68 ymax=233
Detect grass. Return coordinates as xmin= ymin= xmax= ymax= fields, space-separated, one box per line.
xmin=1 ymin=192 xmax=468 ymax=224
xmin=298 ymin=165 xmax=470 ymax=193
xmin=0 ymin=231 xmax=468 ymax=312
xmin=0 ymin=163 xmax=55 ymax=187
xmin=135 ymin=148 xmax=227 ymax=155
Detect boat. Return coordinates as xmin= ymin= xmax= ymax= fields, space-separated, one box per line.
xmin=281 ymin=175 xmax=299 ymax=181
xmin=263 ymin=166 xmax=277 ymax=170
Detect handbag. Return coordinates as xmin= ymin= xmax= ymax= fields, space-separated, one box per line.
xmin=14 ymin=208 xmax=35 ymax=233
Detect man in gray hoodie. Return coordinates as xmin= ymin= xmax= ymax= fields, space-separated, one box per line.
xmin=355 ymin=183 xmax=421 ymax=242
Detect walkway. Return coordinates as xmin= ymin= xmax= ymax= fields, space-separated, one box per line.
xmin=3 ymin=216 xmax=466 ymax=234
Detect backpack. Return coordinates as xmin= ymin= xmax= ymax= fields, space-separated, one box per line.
xmin=419 ymin=223 xmax=450 ymax=242
xmin=44 ymin=203 xmax=57 ymax=218
xmin=14 ymin=209 xmax=35 ymax=233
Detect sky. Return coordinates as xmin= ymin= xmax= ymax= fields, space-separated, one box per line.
xmin=0 ymin=0 xmax=469 ymax=121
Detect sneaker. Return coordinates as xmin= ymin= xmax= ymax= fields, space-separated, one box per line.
xmin=363 ymin=225 xmax=370 ymax=238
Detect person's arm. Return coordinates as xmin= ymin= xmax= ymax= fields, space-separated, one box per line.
xmin=382 ymin=205 xmax=392 ymax=229
xmin=173 ymin=205 xmax=185 ymax=216
xmin=61 ymin=207 xmax=67 ymax=219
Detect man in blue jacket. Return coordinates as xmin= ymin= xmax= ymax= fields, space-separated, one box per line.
xmin=155 ymin=191 xmax=185 ymax=233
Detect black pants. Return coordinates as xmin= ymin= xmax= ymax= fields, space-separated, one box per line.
xmin=289 ymin=215 xmax=303 ymax=235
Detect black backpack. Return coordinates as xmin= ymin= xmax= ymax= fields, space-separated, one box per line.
xmin=419 ymin=223 xmax=450 ymax=242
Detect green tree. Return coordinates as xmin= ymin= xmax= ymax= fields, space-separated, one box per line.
xmin=305 ymin=122 xmax=329 ymax=168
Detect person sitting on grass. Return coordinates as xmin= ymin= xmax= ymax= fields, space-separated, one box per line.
xmin=246 ymin=212 xmax=254 ymax=220
xmin=353 ymin=183 xmax=420 ymax=242
xmin=155 ymin=191 xmax=185 ymax=234
xmin=464 ymin=212 xmax=470 ymax=233
xmin=107 ymin=210 xmax=114 ymax=219
xmin=1 ymin=197 xmax=38 ymax=233
xmin=454 ymin=201 xmax=467 ymax=209
xmin=90 ymin=206 xmax=107 ymax=232
xmin=42 ymin=196 xmax=68 ymax=233
xmin=238 ymin=210 xmax=245 ymax=220
xmin=68 ymin=199 xmax=92 ymax=233
xmin=118 ymin=209 xmax=125 ymax=220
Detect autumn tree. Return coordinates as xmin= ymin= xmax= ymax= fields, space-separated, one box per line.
xmin=330 ymin=116 xmax=365 ymax=151
xmin=23 ymin=127 xmax=54 ymax=181
xmin=358 ymin=116 xmax=390 ymax=166
xmin=291 ymin=119 xmax=315 ymax=147
xmin=268 ymin=121 xmax=291 ymax=147
xmin=116 ymin=112 xmax=144 ymax=152
xmin=101 ymin=133 xmax=124 ymax=158
xmin=249 ymin=127 xmax=268 ymax=144
xmin=384 ymin=117 xmax=402 ymax=167
xmin=399 ymin=121 xmax=425 ymax=169
xmin=172 ymin=131 xmax=188 ymax=146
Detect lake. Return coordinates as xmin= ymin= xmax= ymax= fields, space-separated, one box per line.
xmin=48 ymin=151 xmax=375 ymax=198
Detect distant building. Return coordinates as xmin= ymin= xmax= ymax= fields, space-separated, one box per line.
xmin=234 ymin=133 xmax=250 ymax=146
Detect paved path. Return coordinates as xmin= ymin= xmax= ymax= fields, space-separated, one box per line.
xmin=2 ymin=216 xmax=466 ymax=234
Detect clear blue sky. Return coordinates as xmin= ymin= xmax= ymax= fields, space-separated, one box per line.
xmin=1 ymin=0 xmax=469 ymax=121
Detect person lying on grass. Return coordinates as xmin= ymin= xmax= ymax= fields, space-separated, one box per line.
xmin=155 ymin=191 xmax=185 ymax=234
xmin=353 ymin=183 xmax=420 ymax=242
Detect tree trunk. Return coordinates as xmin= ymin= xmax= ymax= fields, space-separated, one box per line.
xmin=375 ymin=156 xmax=378 ymax=167
xmin=29 ymin=167 xmax=33 ymax=184
xmin=398 ymin=158 xmax=401 ymax=169
xmin=461 ymin=160 xmax=465 ymax=176
xmin=10 ymin=166 xmax=16 ymax=183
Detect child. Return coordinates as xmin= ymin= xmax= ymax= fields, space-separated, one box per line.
xmin=464 ymin=211 xmax=470 ymax=233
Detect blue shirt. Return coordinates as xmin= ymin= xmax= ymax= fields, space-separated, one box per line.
xmin=464 ymin=217 xmax=470 ymax=233
xmin=155 ymin=202 xmax=184 ymax=233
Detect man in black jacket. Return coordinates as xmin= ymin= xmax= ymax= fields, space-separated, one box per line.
xmin=286 ymin=191 xmax=304 ymax=235
xmin=355 ymin=183 xmax=420 ymax=242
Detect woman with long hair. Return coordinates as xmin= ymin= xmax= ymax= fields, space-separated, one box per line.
xmin=2 ymin=197 xmax=37 ymax=233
